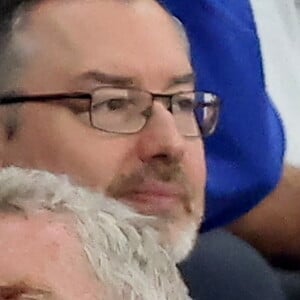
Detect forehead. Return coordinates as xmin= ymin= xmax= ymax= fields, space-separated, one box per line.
xmin=0 ymin=211 xmax=102 ymax=299
xmin=19 ymin=0 xmax=192 ymax=91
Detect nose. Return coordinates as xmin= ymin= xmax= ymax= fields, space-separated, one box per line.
xmin=136 ymin=102 xmax=185 ymax=164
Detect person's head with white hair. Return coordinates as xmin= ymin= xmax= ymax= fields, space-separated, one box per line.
xmin=0 ymin=167 xmax=191 ymax=299
xmin=0 ymin=0 xmax=220 ymax=297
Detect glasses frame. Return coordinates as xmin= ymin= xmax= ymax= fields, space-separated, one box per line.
xmin=0 ymin=87 xmax=220 ymax=137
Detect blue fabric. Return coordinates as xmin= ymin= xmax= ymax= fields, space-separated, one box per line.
xmin=162 ymin=0 xmax=285 ymax=230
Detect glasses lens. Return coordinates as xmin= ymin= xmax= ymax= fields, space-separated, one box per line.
xmin=172 ymin=92 xmax=220 ymax=137
xmin=91 ymin=88 xmax=151 ymax=133
xmin=172 ymin=92 xmax=200 ymax=137
xmin=90 ymin=88 xmax=220 ymax=137
xmin=195 ymin=92 xmax=220 ymax=137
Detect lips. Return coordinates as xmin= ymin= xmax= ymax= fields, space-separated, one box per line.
xmin=120 ymin=180 xmax=184 ymax=215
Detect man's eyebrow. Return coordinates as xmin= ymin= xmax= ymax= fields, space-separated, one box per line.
xmin=76 ymin=70 xmax=135 ymax=87
xmin=76 ymin=70 xmax=195 ymax=89
xmin=167 ymin=73 xmax=196 ymax=89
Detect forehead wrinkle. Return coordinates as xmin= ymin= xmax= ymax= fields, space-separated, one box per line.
xmin=74 ymin=70 xmax=136 ymax=89
xmin=15 ymin=0 xmax=191 ymax=94
xmin=167 ymin=73 xmax=196 ymax=90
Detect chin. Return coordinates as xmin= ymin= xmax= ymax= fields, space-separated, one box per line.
xmin=157 ymin=218 xmax=199 ymax=263
xmin=126 ymin=202 xmax=202 ymax=263
xmin=170 ymin=222 xmax=198 ymax=263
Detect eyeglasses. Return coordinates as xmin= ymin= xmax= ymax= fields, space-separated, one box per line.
xmin=0 ymin=87 xmax=220 ymax=137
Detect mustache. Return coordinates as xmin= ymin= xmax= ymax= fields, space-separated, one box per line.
xmin=106 ymin=161 xmax=194 ymax=214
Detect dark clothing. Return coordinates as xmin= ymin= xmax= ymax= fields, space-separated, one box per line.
xmin=179 ymin=230 xmax=286 ymax=300
xmin=276 ymin=269 xmax=300 ymax=300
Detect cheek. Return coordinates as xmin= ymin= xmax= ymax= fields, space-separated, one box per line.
xmin=60 ymin=129 xmax=139 ymax=189
xmin=183 ymin=140 xmax=206 ymax=222
xmin=184 ymin=140 xmax=206 ymax=188
xmin=58 ymin=136 xmax=138 ymax=193
xmin=9 ymin=105 xmax=138 ymax=191
xmin=75 ymin=133 xmax=139 ymax=189
xmin=0 ymin=215 xmax=103 ymax=300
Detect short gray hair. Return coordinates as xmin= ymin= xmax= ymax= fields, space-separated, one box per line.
xmin=0 ymin=0 xmax=44 ymax=92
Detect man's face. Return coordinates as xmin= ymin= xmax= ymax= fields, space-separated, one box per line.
xmin=3 ymin=0 xmax=206 ymax=253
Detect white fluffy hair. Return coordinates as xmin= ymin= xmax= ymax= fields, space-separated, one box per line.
xmin=0 ymin=167 xmax=191 ymax=300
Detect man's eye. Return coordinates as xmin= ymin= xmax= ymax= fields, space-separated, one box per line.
xmin=177 ymin=99 xmax=194 ymax=111
xmin=107 ymin=99 xmax=129 ymax=111
xmin=93 ymin=98 xmax=131 ymax=112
